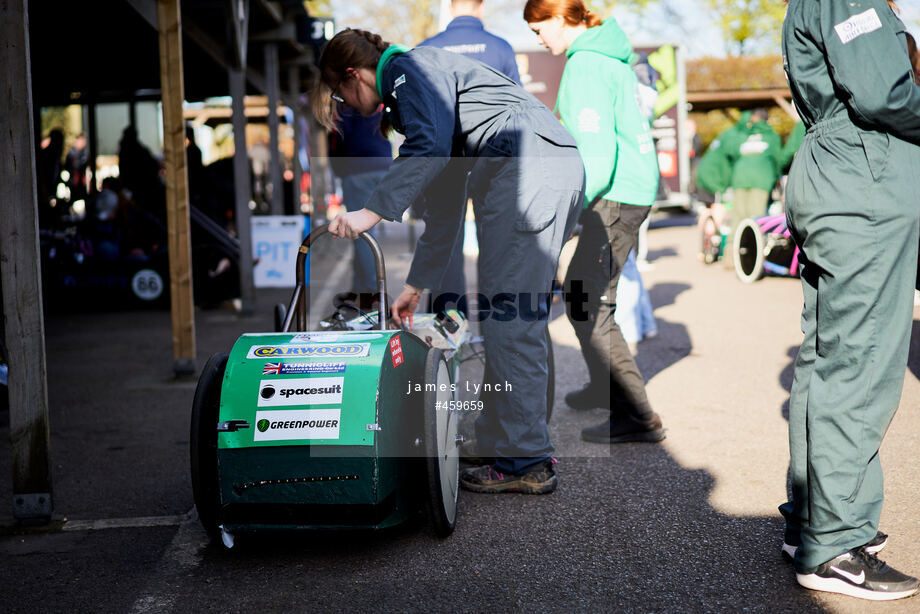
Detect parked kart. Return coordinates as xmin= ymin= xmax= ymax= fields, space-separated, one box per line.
xmin=191 ymin=226 xmax=473 ymax=547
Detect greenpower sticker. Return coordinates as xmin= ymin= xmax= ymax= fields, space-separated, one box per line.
xmin=253 ymin=409 xmax=341 ymax=441
xmin=246 ymin=343 xmax=371 ymax=359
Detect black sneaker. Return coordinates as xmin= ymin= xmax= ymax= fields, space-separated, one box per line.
xmin=783 ymin=531 xmax=888 ymax=562
xmin=564 ymin=386 xmax=608 ymax=410
xmin=581 ymin=413 xmax=665 ymax=443
xmin=796 ymin=547 xmax=919 ymax=601
xmin=459 ymin=459 xmax=557 ymax=495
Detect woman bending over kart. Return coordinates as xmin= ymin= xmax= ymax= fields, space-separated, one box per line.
xmin=314 ymin=28 xmax=584 ymax=494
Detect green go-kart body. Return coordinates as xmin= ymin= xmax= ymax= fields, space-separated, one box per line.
xmin=217 ymin=330 xmax=430 ymax=532
xmin=191 ymin=227 xmax=466 ymax=546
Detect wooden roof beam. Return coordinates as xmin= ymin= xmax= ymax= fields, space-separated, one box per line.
xmin=183 ymin=19 xmax=266 ymax=94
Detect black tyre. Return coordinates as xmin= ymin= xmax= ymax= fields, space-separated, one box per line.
xmin=734 ymin=218 xmax=766 ymax=283
xmin=423 ymin=348 xmax=459 ymax=537
xmin=701 ymin=214 xmax=721 ymax=265
xmin=190 ymin=352 xmax=227 ymax=540
xmin=274 ymin=303 xmax=287 ymax=332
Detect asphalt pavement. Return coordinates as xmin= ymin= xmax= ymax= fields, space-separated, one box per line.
xmin=3 ymin=212 xmax=920 ymax=613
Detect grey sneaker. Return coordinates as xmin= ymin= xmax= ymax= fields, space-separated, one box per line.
xmin=782 ymin=531 xmax=888 ymax=562
xmin=796 ymin=547 xmax=918 ymax=601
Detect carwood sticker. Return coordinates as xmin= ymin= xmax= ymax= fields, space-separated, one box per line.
xmin=389 ymin=336 xmax=404 ymax=368
xmin=262 ymin=361 xmax=346 ymax=375
xmin=258 ymin=377 xmax=345 ymax=407
xmin=247 ymin=343 xmax=370 ymax=359
xmin=254 ymin=409 xmax=341 ymax=441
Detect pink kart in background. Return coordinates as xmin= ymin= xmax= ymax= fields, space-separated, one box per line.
xmin=700 ymin=211 xmax=801 ymax=283
xmin=733 ymin=215 xmax=801 ymax=283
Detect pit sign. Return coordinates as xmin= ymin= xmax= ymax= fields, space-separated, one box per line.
xmin=251 ymin=215 xmax=308 ymax=288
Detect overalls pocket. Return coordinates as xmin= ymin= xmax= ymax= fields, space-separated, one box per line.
xmin=515 ymin=191 xmax=557 ymax=232
xmin=857 ymin=130 xmax=890 ymax=182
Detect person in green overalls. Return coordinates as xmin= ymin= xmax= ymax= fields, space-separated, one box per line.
xmin=781 ymin=0 xmax=920 ymax=600
xmin=695 ymin=110 xmax=782 ymax=264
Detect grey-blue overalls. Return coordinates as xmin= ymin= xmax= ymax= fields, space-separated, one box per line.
xmin=366 ymin=47 xmax=585 ymax=474
xmin=781 ymin=0 xmax=920 ymax=571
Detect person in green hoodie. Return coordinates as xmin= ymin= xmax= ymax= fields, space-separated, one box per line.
xmin=524 ymin=0 xmax=664 ymax=444
xmin=696 ymin=109 xmax=782 ymax=263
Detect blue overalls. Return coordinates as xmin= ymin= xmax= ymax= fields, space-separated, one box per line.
xmin=366 ymin=46 xmax=584 ymax=473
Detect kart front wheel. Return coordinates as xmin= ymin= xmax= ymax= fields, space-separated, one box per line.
xmin=190 ymin=352 xmax=227 ymax=540
xmin=423 ymin=348 xmax=459 ymax=537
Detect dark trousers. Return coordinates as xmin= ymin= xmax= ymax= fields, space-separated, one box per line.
xmin=564 ymin=200 xmax=653 ymax=420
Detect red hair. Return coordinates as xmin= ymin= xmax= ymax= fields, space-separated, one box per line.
xmin=523 ymin=0 xmax=602 ymax=28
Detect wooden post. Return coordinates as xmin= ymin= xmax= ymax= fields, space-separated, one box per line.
xmin=265 ymin=42 xmax=283 ymax=215
xmin=156 ymin=0 xmax=196 ymax=376
xmin=0 ymin=0 xmax=53 ymax=523
xmin=307 ymin=113 xmax=329 ymax=219
xmin=287 ymin=64 xmax=303 ymax=213
xmin=86 ymin=101 xmax=99 ymax=194
xmin=229 ymin=67 xmax=256 ymax=313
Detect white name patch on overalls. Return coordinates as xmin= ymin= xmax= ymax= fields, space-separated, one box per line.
xmin=834 ymin=9 xmax=882 ymax=45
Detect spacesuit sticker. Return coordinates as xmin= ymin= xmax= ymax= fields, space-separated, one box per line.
xmin=834 ymin=9 xmax=882 ymax=45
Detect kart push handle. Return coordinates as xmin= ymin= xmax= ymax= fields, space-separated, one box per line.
xmin=283 ymin=224 xmax=388 ymax=332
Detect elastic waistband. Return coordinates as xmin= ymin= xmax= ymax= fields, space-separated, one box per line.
xmin=805 ymin=115 xmax=851 ymax=137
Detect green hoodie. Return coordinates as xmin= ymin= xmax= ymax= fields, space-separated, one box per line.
xmin=696 ymin=112 xmax=752 ymax=195
xmin=696 ymin=112 xmax=783 ymax=194
xmin=556 ymin=19 xmax=660 ymax=208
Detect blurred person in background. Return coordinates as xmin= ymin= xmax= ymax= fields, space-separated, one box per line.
xmin=417 ymin=0 xmax=521 ymax=316
xmin=328 ymin=106 xmax=393 ymax=308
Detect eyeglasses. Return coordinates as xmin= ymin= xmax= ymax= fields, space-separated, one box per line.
xmin=331 ymin=72 xmax=352 ymax=104
xmin=330 ymin=79 xmax=345 ymax=104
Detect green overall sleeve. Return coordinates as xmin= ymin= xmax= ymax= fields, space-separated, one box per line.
xmin=821 ymin=0 xmax=920 ymax=141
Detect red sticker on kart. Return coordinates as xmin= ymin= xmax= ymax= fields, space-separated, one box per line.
xmin=389 ymin=337 xmax=403 ymax=368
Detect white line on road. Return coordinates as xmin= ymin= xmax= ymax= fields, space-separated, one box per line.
xmin=128 ymin=508 xmax=207 ymax=614
xmin=61 ymin=513 xmax=192 ymax=532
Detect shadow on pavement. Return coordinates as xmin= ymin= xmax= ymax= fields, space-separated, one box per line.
xmin=645 ymin=246 xmax=678 ymax=263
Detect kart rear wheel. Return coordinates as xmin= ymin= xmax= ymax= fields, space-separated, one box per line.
xmin=423 ymin=348 xmax=459 ymax=537
xmin=734 ymin=218 xmax=766 ymax=283
xmin=701 ymin=214 xmax=721 ymax=265
xmin=274 ymin=303 xmax=287 ymax=332
xmin=190 ymin=352 xmax=227 ymax=540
